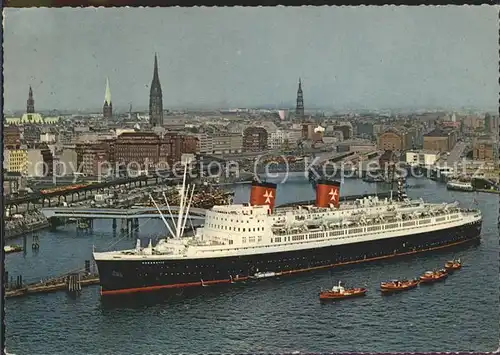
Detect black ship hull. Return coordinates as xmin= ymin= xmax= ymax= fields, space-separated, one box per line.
xmin=95 ymin=220 xmax=481 ymax=296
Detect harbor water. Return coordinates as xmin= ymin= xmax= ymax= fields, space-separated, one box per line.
xmin=5 ymin=175 xmax=499 ymax=353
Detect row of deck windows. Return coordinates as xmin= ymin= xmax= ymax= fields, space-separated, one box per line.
xmin=211 ymin=216 xmax=263 ymax=224
xmin=242 ymin=236 xmax=263 ymax=243
xmin=208 ymin=224 xmax=264 ymax=232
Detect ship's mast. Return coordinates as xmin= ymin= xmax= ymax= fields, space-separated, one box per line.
xmin=174 ymin=162 xmax=189 ymax=239
xmin=162 ymin=191 xmax=178 ymax=230
xmin=149 ymin=194 xmax=176 ymax=238
xmin=180 ymin=184 xmax=196 ymax=238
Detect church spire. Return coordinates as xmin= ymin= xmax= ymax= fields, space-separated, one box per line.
xmin=103 ymin=77 xmax=113 ymax=120
xmin=27 ymin=86 xmax=35 ymax=113
xmin=149 ymin=53 xmax=164 ymax=127
xmin=104 ymin=77 xmax=111 ymax=105
xmin=295 ymin=77 xmax=304 ymax=119
xmin=153 ymin=53 xmax=160 ymax=81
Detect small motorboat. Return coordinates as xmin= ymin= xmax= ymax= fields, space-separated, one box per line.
xmin=444 ymin=259 xmax=462 ymax=272
xmin=319 ymin=281 xmax=367 ymax=301
xmin=380 ymin=279 xmax=419 ymax=293
xmin=4 ymin=245 xmax=23 ymax=254
xmin=419 ymin=269 xmax=448 ymax=284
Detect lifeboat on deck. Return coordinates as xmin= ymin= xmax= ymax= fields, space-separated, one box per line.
xmin=319 ymin=281 xmax=367 ymax=301
xmin=419 ymin=269 xmax=448 ymax=284
xmin=380 ymin=279 xmax=419 ymax=293
xmin=444 ymin=259 xmax=462 ymax=272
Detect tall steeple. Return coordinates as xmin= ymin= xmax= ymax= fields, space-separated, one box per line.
xmin=295 ymin=78 xmax=304 ymax=120
xmin=27 ymin=86 xmax=35 ymax=113
xmin=103 ymin=77 xmax=113 ymax=120
xmin=149 ymin=53 xmax=164 ymax=127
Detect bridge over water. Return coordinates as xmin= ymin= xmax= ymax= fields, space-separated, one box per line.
xmin=41 ymin=206 xmax=207 ymax=221
xmin=42 ymin=189 xmax=397 ymax=221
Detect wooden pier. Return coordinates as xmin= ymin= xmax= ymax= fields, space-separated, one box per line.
xmin=5 ymin=260 xmax=100 ymax=299
xmin=5 ymin=273 xmax=99 ymax=299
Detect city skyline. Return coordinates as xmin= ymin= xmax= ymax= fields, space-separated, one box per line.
xmin=3 ymin=6 xmax=498 ymax=113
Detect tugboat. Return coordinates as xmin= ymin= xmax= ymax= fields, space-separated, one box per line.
xmin=319 ymin=281 xmax=367 ymax=301
xmin=444 ymin=259 xmax=462 ymax=272
xmin=419 ymin=269 xmax=448 ymax=284
xmin=446 ymin=180 xmax=475 ymax=192
xmin=380 ymin=279 xmax=420 ymax=293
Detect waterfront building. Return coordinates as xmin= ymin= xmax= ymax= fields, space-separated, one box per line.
xmin=115 ymin=132 xmax=160 ymax=168
xmin=378 ymin=129 xmax=404 ymax=151
xmin=472 ymin=135 xmax=496 ymax=161
xmin=4 ymin=126 xmax=21 ymax=149
xmin=75 ymin=142 xmax=109 ymax=176
xmin=56 ymin=146 xmax=78 ymax=176
xmin=26 ymin=148 xmax=52 ymax=177
xmin=195 ymin=133 xmax=214 ymax=155
xmin=4 ymin=149 xmax=29 ymax=176
xmin=405 ymin=150 xmax=440 ymax=167
xmin=423 ymin=127 xmax=457 ymax=153
xmin=243 ymin=127 xmax=268 ymax=152
xmin=211 ymin=132 xmax=243 ymax=155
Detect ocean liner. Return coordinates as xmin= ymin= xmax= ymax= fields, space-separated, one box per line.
xmin=93 ymin=165 xmax=482 ymax=296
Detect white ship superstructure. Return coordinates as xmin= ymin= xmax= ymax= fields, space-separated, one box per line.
xmin=95 ymin=196 xmax=479 ymax=261
xmin=93 ymin=166 xmax=483 ymax=296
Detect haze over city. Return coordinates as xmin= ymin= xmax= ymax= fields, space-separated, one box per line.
xmin=3 ymin=6 xmax=498 ymax=113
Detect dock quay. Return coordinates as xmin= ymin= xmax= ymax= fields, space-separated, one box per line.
xmin=476 ymin=188 xmax=500 ymax=194
xmin=5 ymin=260 xmax=100 ymax=299
xmin=5 ymin=275 xmax=100 ymax=299
xmin=5 ymin=220 xmax=49 ymax=240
